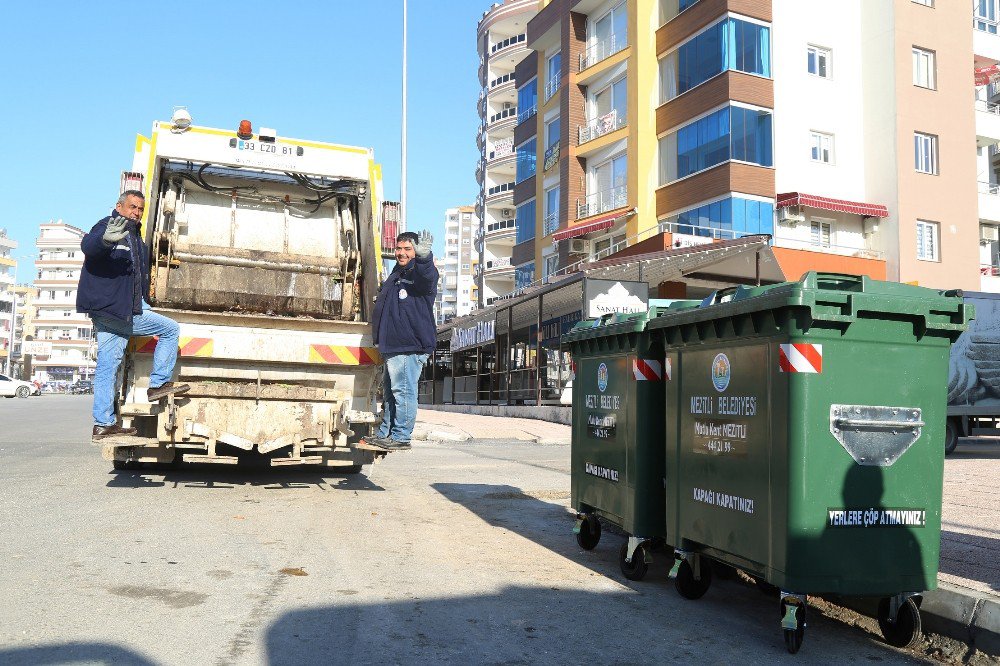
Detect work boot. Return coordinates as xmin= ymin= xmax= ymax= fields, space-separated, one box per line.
xmin=367 ymin=437 xmax=411 ymax=451
xmin=147 ymin=382 xmax=191 ymax=402
xmin=92 ymin=424 xmax=138 ymax=440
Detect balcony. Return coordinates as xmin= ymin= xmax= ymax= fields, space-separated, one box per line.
xmin=487 ymin=138 xmax=515 ymax=165
xmin=977 ymin=100 xmax=1000 ymax=146
xmin=488 ymin=72 xmax=515 ymax=91
xmin=979 ymin=181 xmax=1000 ymax=223
xmin=484 ymin=218 xmax=516 ymax=240
xmin=517 ymin=105 xmax=537 ymax=125
xmin=487 ymin=107 xmax=518 ymax=131
xmin=543 ymin=211 xmax=559 ymax=237
xmin=578 ymin=109 xmax=626 ymax=145
xmin=542 ymin=143 xmax=560 ymax=172
xmin=544 ymin=77 xmax=560 ymax=103
xmin=486 ymin=181 xmax=515 ymax=201
xmin=491 ymin=33 xmax=526 ymax=55
xmin=577 ymin=185 xmax=627 ymax=219
xmin=579 ymin=32 xmax=627 ymax=72
xmin=975 ymin=12 xmax=1000 ymax=61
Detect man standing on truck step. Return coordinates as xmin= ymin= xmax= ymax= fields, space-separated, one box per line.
xmin=77 ymin=190 xmax=190 ymax=440
xmin=366 ymin=230 xmax=439 ymax=451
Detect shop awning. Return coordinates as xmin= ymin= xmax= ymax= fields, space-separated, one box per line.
xmin=776 ymin=192 xmax=888 ymax=218
xmin=552 ymin=209 xmax=633 ymax=241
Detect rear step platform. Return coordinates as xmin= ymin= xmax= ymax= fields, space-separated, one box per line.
xmin=92 ymin=434 xmax=157 ymax=448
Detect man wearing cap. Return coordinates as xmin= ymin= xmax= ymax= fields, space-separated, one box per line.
xmin=367 ymin=230 xmax=438 ymax=450
xmin=78 ymin=190 xmax=189 ymax=441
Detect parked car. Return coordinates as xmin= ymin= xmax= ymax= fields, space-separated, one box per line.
xmin=69 ymin=380 xmax=93 ymax=395
xmin=0 ymin=374 xmax=41 ymax=398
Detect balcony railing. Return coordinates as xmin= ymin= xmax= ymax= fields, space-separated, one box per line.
xmin=544 ymin=77 xmax=560 ymax=102
xmin=486 ymin=181 xmax=515 ymax=198
xmin=577 ymin=185 xmax=627 ymax=219
xmin=976 ymin=99 xmax=1000 ymax=115
xmin=489 ymin=72 xmax=514 ymax=89
xmin=543 ymin=211 xmax=559 ymax=237
xmin=578 ymin=109 xmax=626 ymax=145
xmin=516 ymin=104 xmax=537 ymax=125
xmin=485 ymin=219 xmax=516 ymax=235
xmin=488 ymin=107 xmax=518 ymax=125
xmin=579 ymin=32 xmax=628 ymax=71
xmin=491 ymin=33 xmax=526 ymax=54
xmin=771 ymin=235 xmax=885 ymax=259
xmin=543 ymin=143 xmax=560 ymax=171
xmin=980 ymin=180 xmax=1000 ymax=195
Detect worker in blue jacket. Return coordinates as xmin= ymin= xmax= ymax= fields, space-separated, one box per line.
xmin=77 ymin=190 xmax=189 ymax=441
xmin=367 ymin=230 xmax=439 ymax=450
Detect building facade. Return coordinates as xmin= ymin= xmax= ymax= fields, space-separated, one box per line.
xmin=439 ymin=206 xmax=480 ymax=323
xmin=976 ymin=0 xmax=1000 ymax=290
xmin=0 ymin=228 xmax=17 ymax=373
xmin=31 ymin=221 xmax=95 ymax=383
xmin=476 ymin=0 xmax=539 ymax=307
xmin=499 ymin=0 xmax=986 ymax=300
xmin=10 ymin=284 xmax=38 ymax=379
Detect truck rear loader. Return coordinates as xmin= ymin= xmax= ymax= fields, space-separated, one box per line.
xmin=101 ymin=117 xmax=390 ymax=471
xmin=946 ymin=291 xmax=1000 ymax=453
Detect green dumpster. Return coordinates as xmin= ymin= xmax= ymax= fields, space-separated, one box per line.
xmin=563 ymin=301 xmax=699 ymax=581
xmin=645 ymin=272 xmax=970 ymax=653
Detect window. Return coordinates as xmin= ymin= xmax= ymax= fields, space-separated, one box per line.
xmin=592 ymin=77 xmax=627 ymax=123
xmin=659 ymin=105 xmax=773 ymax=183
xmin=545 ymin=52 xmax=562 ymax=101
xmin=517 ymin=78 xmax=538 ymax=122
xmin=912 ymin=0 xmax=933 ymax=5
xmin=810 ymin=220 xmax=833 ymax=248
xmin=546 ymin=116 xmax=561 ymax=148
xmin=461 ymin=263 xmax=470 ymax=270
xmin=660 ymin=196 xmax=774 ymax=238
xmin=660 ymin=0 xmax=700 ymax=24
xmin=976 ymin=0 xmax=998 ymax=33
xmin=515 ymin=200 xmax=536 ymax=243
xmin=914 ymin=132 xmax=938 ymax=174
xmin=594 ymin=233 xmax=626 ymax=257
xmin=659 ymin=17 xmax=771 ymax=102
xmin=516 ymin=138 xmax=537 ymax=183
xmin=912 ymin=47 xmax=935 ymax=89
xmin=593 ymin=2 xmax=628 ymax=51
xmin=807 ymin=46 xmax=830 ymax=78
xmin=544 ymin=185 xmax=560 ymax=236
xmin=64 ymin=290 xmax=72 ymax=297
xmin=810 ymin=132 xmax=834 ymax=163
xmin=916 ymin=220 xmax=939 ymax=261
xmin=515 ymin=262 xmax=535 ymax=290
xmin=462 ymin=238 xmax=470 ymax=245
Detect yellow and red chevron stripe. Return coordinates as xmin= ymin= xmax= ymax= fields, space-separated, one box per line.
xmin=309 ymin=344 xmax=381 ymax=365
xmin=129 ymin=336 xmax=214 ymax=357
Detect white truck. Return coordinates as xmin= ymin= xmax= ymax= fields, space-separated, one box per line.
xmin=102 ymin=116 xmax=390 ymax=472
xmin=946 ymin=291 xmax=1000 ymax=453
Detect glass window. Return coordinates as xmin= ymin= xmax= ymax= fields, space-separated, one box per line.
xmin=517 ymin=78 xmax=538 ymax=122
xmin=807 ymin=45 xmax=830 ymax=78
xmin=810 ymin=132 xmax=834 ymax=163
xmin=912 ymin=0 xmax=933 ymax=5
xmin=544 ymin=185 xmax=560 ymax=237
xmin=912 ymin=47 xmax=935 ymax=89
xmin=546 ymin=116 xmax=561 ymax=148
xmin=547 ymin=52 xmax=561 ymax=84
xmin=976 ymin=0 xmax=998 ymax=33
xmin=659 ymin=0 xmax=700 ymax=24
xmin=515 ymin=262 xmax=535 ymax=290
xmin=916 ymin=220 xmax=939 ymax=261
xmin=914 ymin=132 xmax=938 ymax=174
xmin=515 ymin=200 xmax=536 ymax=243
xmin=516 ymin=138 xmax=537 ymax=183
xmin=661 ymin=196 xmax=774 ymax=238
xmin=594 ymin=2 xmax=627 ymax=49
xmin=594 ymin=77 xmax=627 ymax=120
xmin=543 ymin=254 xmax=559 ymax=278
xmin=659 ymin=17 xmax=771 ymax=102
xmin=810 ymin=220 xmax=833 ymax=247
xmin=660 ymin=105 xmax=772 ymax=183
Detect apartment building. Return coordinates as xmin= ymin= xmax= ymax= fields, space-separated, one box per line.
xmin=439 ymin=206 xmax=480 ymax=322
xmin=476 ymin=0 xmax=539 ymax=307
xmin=503 ymin=0 xmax=983 ymax=299
xmin=10 ymin=284 xmax=38 ymax=378
xmin=975 ymin=0 xmax=1000 ymax=290
xmin=0 ymin=229 xmax=17 ymax=372
xmin=32 ymin=221 xmax=95 ymax=383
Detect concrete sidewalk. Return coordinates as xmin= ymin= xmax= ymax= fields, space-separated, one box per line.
xmin=414 ymin=407 xmax=1000 ymax=655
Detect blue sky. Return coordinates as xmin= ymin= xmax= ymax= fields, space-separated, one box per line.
xmin=0 ymin=1 xmax=484 ymax=282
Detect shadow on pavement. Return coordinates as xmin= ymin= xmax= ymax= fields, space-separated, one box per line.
xmin=105 ymin=461 xmax=385 ymax=492
xmin=0 ymin=642 xmax=155 ymax=665
xmin=949 ymin=439 xmax=1000 ymax=459
xmin=939 ymin=529 xmax=1000 ymax=594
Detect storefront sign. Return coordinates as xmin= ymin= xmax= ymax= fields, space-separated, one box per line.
xmin=22 ymin=341 xmax=52 ymax=357
xmin=450 ymin=317 xmax=495 ymax=352
xmin=584 ymin=279 xmax=648 ymax=318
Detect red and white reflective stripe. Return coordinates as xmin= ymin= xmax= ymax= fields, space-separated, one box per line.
xmin=778 ymin=343 xmax=823 ymax=373
xmin=633 ymin=359 xmax=663 ymax=381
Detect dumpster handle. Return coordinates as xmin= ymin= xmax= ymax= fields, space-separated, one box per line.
xmin=832 ymin=417 xmax=926 ymax=429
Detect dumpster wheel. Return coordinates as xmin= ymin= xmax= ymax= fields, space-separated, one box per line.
xmin=619 ymin=541 xmax=649 ymax=581
xmin=877 ymin=596 xmax=922 ymax=649
xmin=780 ymin=595 xmax=807 ymax=654
xmin=574 ymin=514 xmax=601 ymax=550
xmin=674 ymin=555 xmax=712 ymax=599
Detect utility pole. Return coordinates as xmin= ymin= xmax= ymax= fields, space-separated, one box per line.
xmin=401 ymin=0 xmax=408 ymax=231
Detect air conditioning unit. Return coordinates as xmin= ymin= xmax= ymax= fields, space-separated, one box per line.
xmin=983 ymin=226 xmax=1000 ymax=243
xmin=569 ymin=238 xmax=590 ymax=254
xmin=501 ymin=208 xmax=513 ymax=219
xmin=503 ymin=102 xmax=514 ymax=110
xmin=778 ymin=208 xmax=805 ymax=226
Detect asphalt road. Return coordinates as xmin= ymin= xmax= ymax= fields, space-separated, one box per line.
xmin=0 ymin=395 xmax=938 ymax=665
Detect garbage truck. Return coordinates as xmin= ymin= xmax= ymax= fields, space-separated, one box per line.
xmin=946 ymin=291 xmax=1000 ymax=453
xmin=100 ymin=114 xmax=391 ymax=472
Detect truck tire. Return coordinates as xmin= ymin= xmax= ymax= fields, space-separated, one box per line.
xmin=945 ymin=419 xmax=959 ymax=455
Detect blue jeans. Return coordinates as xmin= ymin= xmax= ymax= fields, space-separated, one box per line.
xmin=90 ymin=302 xmax=180 ymax=426
xmin=376 ymin=352 xmax=428 ymax=442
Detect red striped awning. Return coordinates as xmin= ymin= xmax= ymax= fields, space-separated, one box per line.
xmin=552 ymin=209 xmax=632 ymax=241
xmin=776 ymin=192 xmax=888 ymax=218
